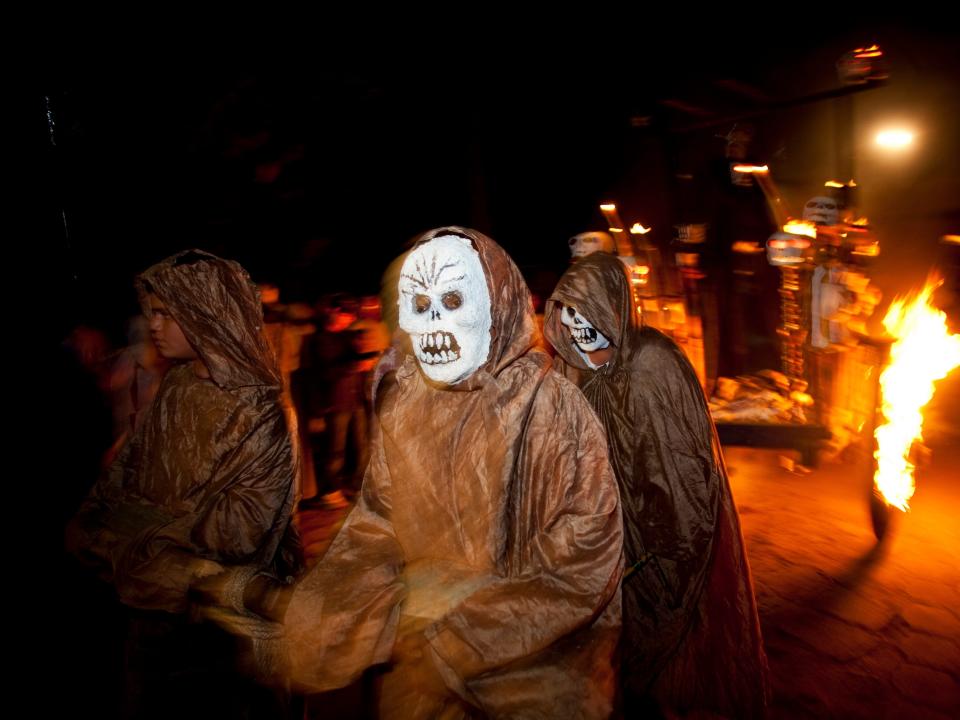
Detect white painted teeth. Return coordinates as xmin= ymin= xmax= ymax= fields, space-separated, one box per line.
xmin=443 ymin=335 xmax=450 ymax=349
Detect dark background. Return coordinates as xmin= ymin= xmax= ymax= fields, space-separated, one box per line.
xmin=39 ymin=21 xmax=959 ymax=342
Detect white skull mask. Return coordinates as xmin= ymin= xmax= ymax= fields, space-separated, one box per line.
xmin=802 ymin=196 xmax=840 ymax=226
xmin=560 ymin=305 xmax=611 ymax=353
xmin=398 ymin=235 xmax=492 ymax=385
xmin=569 ymin=232 xmax=615 ymax=259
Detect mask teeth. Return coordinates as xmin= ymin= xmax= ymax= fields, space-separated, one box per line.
xmin=416 ymin=334 xmax=462 ymax=364
xmin=572 ymin=326 xmax=598 ymax=344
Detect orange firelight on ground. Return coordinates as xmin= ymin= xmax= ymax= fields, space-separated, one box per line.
xmin=874 ymin=278 xmax=960 ymax=511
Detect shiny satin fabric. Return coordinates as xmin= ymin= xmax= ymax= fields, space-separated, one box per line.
xmin=544 ymin=252 xmax=768 ymax=718
xmin=68 ymin=250 xmax=300 ymax=613
xmin=283 ymin=228 xmax=624 ymax=719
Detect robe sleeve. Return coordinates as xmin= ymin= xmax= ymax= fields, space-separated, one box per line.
xmin=68 ymin=403 xmax=297 ymax=613
xmin=119 ymin=405 xmax=296 ymax=611
xmin=423 ymin=377 xmax=623 ymax=692
xmin=65 ymin=428 xmax=144 ymax=573
xmin=281 ymin=419 xmax=407 ymax=693
xmin=188 ymin=403 xmax=296 ymax=564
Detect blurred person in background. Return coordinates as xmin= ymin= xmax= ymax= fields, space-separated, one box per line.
xmin=67 ymin=249 xmax=302 ymax=719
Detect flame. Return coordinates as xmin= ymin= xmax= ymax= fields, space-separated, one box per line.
xmin=853 ymin=44 xmax=882 ymax=57
xmin=630 ymin=223 xmax=652 ymax=234
xmin=825 ymin=179 xmax=857 ymax=188
xmin=783 ymin=220 xmax=818 ymax=238
xmin=732 ymin=164 xmax=768 ymax=174
xmin=599 ymin=203 xmax=617 ymax=212
xmin=854 ymin=44 xmax=883 ymax=58
xmin=873 ymin=278 xmax=960 ymax=511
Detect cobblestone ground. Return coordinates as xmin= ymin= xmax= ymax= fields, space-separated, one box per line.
xmin=727 ymin=372 xmax=960 ymax=719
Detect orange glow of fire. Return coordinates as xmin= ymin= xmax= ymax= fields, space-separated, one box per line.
xmin=732 ymin=164 xmax=769 ymax=174
xmin=873 ymin=278 xmax=960 ymax=511
xmin=854 ymin=44 xmax=883 ymax=58
xmin=630 ymin=223 xmax=652 ymax=234
xmin=852 ymin=243 xmax=880 ymax=257
xmin=782 ymin=220 xmax=818 ymax=238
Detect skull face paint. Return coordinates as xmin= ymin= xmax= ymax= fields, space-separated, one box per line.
xmin=560 ymin=305 xmax=611 ymax=353
xmin=398 ymin=235 xmax=492 ymax=385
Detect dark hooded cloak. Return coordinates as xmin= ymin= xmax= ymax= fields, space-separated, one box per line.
xmin=68 ymin=250 xmax=301 ymax=613
xmin=545 ymin=252 xmax=768 ymax=718
xmin=282 ymin=228 xmax=623 ymax=719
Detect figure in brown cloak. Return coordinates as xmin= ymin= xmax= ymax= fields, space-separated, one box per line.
xmin=67 ymin=250 xmax=301 ymax=718
xmin=544 ymin=251 xmax=768 ymax=719
xmin=209 ymin=228 xmax=624 ymax=719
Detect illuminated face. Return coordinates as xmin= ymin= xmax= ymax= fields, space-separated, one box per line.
xmin=398 ymin=235 xmax=492 ymax=385
xmin=560 ymin=305 xmax=610 ymax=353
xmin=147 ymin=294 xmax=198 ymax=361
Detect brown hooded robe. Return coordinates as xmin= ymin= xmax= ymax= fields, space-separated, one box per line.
xmin=68 ymin=250 xmax=301 ymax=613
xmin=282 ymin=228 xmax=623 ymax=719
xmin=545 ymin=252 xmax=768 ymax=718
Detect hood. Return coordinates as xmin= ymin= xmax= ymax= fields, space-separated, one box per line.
xmin=544 ymin=252 xmax=639 ymax=371
xmin=136 ymin=249 xmax=281 ymax=389
xmin=375 ymin=226 xmax=541 ymax=396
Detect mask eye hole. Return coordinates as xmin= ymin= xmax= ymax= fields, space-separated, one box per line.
xmin=414 ymin=294 xmax=431 ymax=313
xmin=566 ymin=306 xmax=576 ymax=318
xmin=441 ymin=291 xmax=462 ymax=310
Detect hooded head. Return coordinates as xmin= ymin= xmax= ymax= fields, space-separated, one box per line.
xmin=391 ymin=227 xmax=538 ymax=389
xmin=544 ymin=251 xmax=639 ymax=370
xmin=136 ymin=249 xmax=281 ymax=389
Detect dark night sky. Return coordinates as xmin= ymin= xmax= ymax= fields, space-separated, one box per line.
xmin=42 ymin=22 xmax=959 ymax=341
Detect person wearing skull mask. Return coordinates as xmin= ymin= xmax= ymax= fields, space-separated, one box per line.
xmin=544 ymin=251 xmax=768 ymax=719
xmin=206 ymin=228 xmax=624 ymax=718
